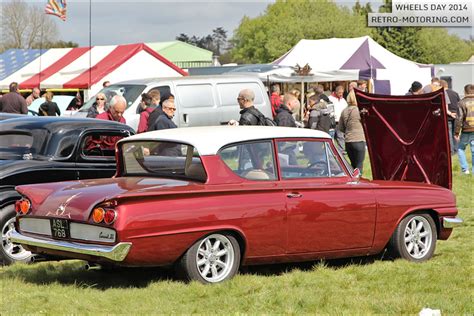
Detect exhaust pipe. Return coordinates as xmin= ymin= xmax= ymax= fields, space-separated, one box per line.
xmin=85 ymin=263 xmax=102 ymax=271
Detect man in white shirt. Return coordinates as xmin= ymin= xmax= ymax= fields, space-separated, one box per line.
xmin=328 ymin=85 xmax=348 ymax=152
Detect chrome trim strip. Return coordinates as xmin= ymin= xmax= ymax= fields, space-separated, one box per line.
xmin=11 ymin=230 xmax=131 ymax=262
xmin=443 ymin=217 xmax=463 ymax=228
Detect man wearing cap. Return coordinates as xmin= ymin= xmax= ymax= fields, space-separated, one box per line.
xmin=406 ymin=81 xmax=423 ymax=95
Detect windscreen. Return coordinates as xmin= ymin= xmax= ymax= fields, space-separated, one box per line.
xmin=121 ymin=141 xmax=206 ymax=182
xmin=79 ymin=84 xmax=146 ymax=112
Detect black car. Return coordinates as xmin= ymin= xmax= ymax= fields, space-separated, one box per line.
xmin=0 ymin=116 xmax=134 ymax=265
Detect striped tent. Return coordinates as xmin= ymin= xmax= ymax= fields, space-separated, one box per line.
xmin=0 ymin=43 xmax=187 ymax=95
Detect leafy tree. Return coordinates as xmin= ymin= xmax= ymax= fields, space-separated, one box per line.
xmin=175 ymin=28 xmax=229 ymax=56
xmin=370 ymin=0 xmax=473 ymax=63
xmin=44 ymin=40 xmax=79 ymax=49
xmin=231 ymin=0 xmax=371 ymax=63
xmin=416 ymin=29 xmax=473 ymax=64
xmin=211 ymin=27 xmax=228 ymax=55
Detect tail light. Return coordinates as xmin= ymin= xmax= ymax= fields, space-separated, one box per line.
xmin=91 ymin=202 xmax=117 ymax=225
xmin=104 ymin=209 xmax=117 ymax=224
xmin=15 ymin=199 xmax=31 ymax=215
xmin=92 ymin=207 xmax=105 ymax=223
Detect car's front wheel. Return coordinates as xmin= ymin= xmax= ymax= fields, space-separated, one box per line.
xmin=389 ymin=213 xmax=437 ymax=262
xmin=1 ymin=204 xmax=33 ymax=265
xmin=178 ymin=233 xmax=240 ymax=283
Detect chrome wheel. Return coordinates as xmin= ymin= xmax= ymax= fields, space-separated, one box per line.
xmin=195 ymin=234 xmax=235 ymax=283
xmin=1 ymin=216 xmax=31 ymax=262
xmin=403 ymin=215 xmax=433 ymax=259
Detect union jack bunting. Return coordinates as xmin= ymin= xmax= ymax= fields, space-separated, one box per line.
xmin=45 ymin=0 xmax=67 ymax=21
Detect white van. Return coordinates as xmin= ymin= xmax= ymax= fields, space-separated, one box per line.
xmin=74 ymin=75 xmax=272 ymax=131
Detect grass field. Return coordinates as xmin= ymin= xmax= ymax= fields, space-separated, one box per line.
xmin=1 ymin=154 xmax=472 ymax=314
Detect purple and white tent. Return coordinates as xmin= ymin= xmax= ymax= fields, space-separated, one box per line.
xmin=272 ymin=36 xmax=434 ymax=95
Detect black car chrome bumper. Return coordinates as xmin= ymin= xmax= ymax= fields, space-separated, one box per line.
xmin=442 ymin=217 xmax=463 ymax=228
xmin=10 ymin=230 xmax=131 ymax=262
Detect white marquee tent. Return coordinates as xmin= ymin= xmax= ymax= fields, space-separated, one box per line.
xmin=272 ymin=36 xmax=434 ymax=95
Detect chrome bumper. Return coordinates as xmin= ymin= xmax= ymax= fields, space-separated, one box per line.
xmin=10 ymin=230 xmax=131 ymax=262
xmin=443 ymin=217 xmax=463 ymax=228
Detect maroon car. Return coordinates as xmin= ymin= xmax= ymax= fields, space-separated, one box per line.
xmin=11 ymin=90 xmax=462 ymax=283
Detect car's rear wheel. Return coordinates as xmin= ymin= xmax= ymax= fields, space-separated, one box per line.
xmin=1 ymin=204 xmax=32 ymax=265
xmin=389 ymin=213 xmax=437 ymax=262
xmin=178 ymin=233 xmax=240 ymax=283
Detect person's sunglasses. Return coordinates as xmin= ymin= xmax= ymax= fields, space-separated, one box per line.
xmin=96 ymin=98 xmax=105 ymax=101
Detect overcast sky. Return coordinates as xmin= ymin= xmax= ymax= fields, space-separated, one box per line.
xmin=28 ymin=0 xmax=471 ymax=46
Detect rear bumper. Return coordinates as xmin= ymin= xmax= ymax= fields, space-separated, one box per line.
xmin=11 ymin=230 xmax=131 ymax=262
xmin=442 ymin=217 xmax=463 ymax=228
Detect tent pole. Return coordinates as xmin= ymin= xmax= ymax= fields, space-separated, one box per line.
xmin=300 ymin=81 xmax=304 ymax=122
xmin=88 ymin=0 xmax=92 ymax=95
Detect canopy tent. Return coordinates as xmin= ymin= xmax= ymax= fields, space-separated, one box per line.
xmin=0 ymin=49 xmax=42 ymax=82
xmin=0 ymin=43 xmax=187 ymax=96
xmin=272 ymin=36 xmax=434 ymax=95
xmin=146 ymin=41 xmax=213 ymax=68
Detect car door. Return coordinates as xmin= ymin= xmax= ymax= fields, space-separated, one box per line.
xmin=218 ymin=140 xmax=287 ymax=257
xmin=75 ymin=129 xmax=131 ymax=179
xmin=276 ymin=139 xmax=376 ymax=254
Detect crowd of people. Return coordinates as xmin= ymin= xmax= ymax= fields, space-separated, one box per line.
xmin=0 ymin=78 xmax=472 ymax=175
xmin=232 ymin=79 xmax=473 ymax=176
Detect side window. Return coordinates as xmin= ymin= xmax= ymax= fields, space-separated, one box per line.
xmin=149 ymin=86 xmax=171 ymax=98
xmin=80 ymin=131 xmax=128 ymax=159
xmin=217 ymin=83 xmax=265 ymax=106
xmin=219 ymin=141 xmax=276 ymax=181
xmin=277 ymin=140 xmax=330 ymax=179
xmin=327 ymin=146 xmax=346 ymax=177
xmin=177 ymin=84 xmax=214 ymax=108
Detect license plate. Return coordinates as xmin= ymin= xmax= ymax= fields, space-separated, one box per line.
xmin=50 ymin=218 xmax=70 ymax=239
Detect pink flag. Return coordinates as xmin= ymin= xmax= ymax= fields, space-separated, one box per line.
xmin=45 ymin=0 xmax=67 ymax=21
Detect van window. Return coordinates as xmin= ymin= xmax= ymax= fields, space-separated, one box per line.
xmin=177 ymin=84 xmax=214 ymax=108
xmin=217 ymin=83 xmax=265 ymax=106
xmin=149 ymin=86 xmax=171 ymax=98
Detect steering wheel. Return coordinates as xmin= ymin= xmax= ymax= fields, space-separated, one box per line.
xmin=87 ymin=146 xmax=104 ymax=156
xmin=306 ymin=160 xmax=328 ymax=177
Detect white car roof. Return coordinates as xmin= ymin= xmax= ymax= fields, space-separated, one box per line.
xmin=122 ymin=126 xmax=331 ymax=155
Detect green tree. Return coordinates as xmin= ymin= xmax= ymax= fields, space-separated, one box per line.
xmin=416 ymin=28 xmax=473 ymax=64
xmin=231 ymin=0 xmax=371 ymax=63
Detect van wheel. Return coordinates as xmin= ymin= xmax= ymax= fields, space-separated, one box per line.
xmin=177 ymin=233 xmax=240 ymax=283
xmin=0 ymin=204 xmax=33 ymax=265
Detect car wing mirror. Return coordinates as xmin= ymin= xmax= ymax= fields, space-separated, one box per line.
xmin=351 ymin=168 xmax=361 ymax=180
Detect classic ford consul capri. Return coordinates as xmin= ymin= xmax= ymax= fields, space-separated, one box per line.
xmin=11 ymin=121 xmax=462 ymax=283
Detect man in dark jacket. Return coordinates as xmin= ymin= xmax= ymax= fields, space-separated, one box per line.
xmin=275 ymin=93 xmax=297 ymax=127
xmin=147 ymin=92 xmax=174 ymax=131
xmin=232 ymin=89 xmax=264 ymax=126
xmin=151 ymin=99 xmax=180 ymax=156
xmin=0 ymin=82 xmax=28 ymax=114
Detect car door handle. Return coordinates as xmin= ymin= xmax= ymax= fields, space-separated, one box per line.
xmin=287 ymin=193 xmax=302 ymax=198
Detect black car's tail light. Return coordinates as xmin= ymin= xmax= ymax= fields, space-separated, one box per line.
xmin=15 ymin=199 xmax=31 ymax=215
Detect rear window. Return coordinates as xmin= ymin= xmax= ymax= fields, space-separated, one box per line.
xmin=120 ymin=141 xmax=206 ymax=182
xmin=0 ymin=133 xmax=34 ymax=159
